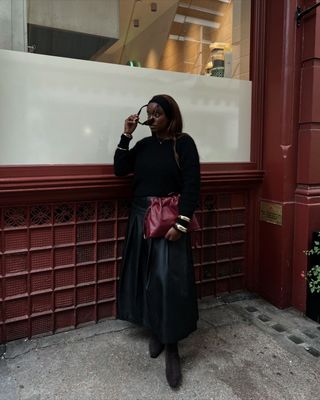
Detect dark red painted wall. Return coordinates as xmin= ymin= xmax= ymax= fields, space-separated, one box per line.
xmin=292 ymin=1 xmax=320 ymax=311
xmin=259 ymin=0 xmax=320 ymax=311
xmin=258 ymin=0 xmax=301 ymax=308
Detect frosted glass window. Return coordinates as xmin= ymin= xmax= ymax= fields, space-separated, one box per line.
xmin=0 ymin=49 xmax=251 ymax=165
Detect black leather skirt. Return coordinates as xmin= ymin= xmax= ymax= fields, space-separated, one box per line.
xmin=117 ymin=197 xmax=198 ymax=344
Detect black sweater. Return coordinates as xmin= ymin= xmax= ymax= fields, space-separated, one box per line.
xmin=114 ymin=134 xmax=200 ymax=218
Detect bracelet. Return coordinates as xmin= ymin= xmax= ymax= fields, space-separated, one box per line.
xmin=178 ymin=215 xmax=191 ymax=223
xmin=174 ymin=222 xmax=188 ymax=233
xmin=122 ymin=132 xmax=133 ymax=139
xmin=176 ymin=218 xmax=189 ymax=229
xmin=117 ymin=146 xmax=128 ymax=151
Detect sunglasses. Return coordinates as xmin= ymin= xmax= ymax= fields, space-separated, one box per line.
xmin=136 ymin=104 xmax=153 ymax=125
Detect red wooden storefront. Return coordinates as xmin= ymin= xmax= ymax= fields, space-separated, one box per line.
xmin=1 ymin=0 xmax=319 ymax=343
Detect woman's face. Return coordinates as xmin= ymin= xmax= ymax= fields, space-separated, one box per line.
xmin=147 ymin=102 xmax=170 ymax=135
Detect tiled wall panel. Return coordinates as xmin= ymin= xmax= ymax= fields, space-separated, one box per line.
xmin=0 ymin=193 xmax=248 ymax=343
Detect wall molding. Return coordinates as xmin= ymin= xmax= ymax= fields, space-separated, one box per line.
xmin=296 ymin=185 xmax=320 ymax=199
xmin=0 ymin=164 xmax=264 ymax=205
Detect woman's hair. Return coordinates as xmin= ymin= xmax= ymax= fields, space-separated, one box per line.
xmin=149 ymin=94 xmax=184 ymax=167
xmin=149 ymin=94 xmax=183 ymax=137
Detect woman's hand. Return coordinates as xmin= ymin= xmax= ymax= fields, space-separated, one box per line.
xmin=165 ymin=227 xmax=182 ymax=241
xmin=124 ymin=114 xmax=139 ymax=135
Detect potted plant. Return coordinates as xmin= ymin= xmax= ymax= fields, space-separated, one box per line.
xmin=304 ymin=232 xmax=320 ymax=322
xmin=305 ymin=232 xmax=320 ymax=293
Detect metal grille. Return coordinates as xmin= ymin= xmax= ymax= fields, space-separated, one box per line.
xmin=0 ymin=193 xmax=248 ymax=343
xmin=195 ymin=193 xmax=247 ymax=297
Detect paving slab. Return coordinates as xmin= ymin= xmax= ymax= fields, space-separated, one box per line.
xmin=1 ymin=293 xmax=320 ymax=400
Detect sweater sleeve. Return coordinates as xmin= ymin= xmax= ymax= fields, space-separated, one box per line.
xmin=177 ymin=135 xmax=200 ymax=218
xmin=113 ymin=135 xmax=137 ymax=176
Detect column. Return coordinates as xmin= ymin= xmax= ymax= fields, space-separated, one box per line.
xmin=292 ymin=1 xmax=320 ymax=311
xmin=0 ymin=0 xmax=27 ymax=51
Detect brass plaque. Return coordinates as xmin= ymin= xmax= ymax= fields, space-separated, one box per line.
xmin=260 ymin=201 xmax=282 ymax=226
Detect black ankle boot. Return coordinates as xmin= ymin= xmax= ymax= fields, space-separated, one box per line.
xmin=165 ymin=343 xmax=182 ymax=388
xmin=149 ymin=334 xmax=164 ymax=358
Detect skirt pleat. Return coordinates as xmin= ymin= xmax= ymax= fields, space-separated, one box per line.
xmin=117 ymin=197 xmax=198 ymax=344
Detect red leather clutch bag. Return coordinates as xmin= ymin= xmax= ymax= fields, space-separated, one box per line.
xmin=144 ymin=194 xmax=199 ymax=238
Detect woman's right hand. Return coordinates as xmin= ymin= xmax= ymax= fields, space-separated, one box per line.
xmin=124 ymin=114 xmax=139 ymax=135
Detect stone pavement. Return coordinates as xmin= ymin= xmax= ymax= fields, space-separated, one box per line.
xmin=1 ymin=292 xmax=320 ymax=400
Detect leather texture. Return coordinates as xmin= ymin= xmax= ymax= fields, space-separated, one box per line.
xmin=165 ymin=346 xmax=182 ymax=388
xmin=117 ymin=197 xmax=198 ymax=344
xmin=149 ymin=334 xmax=164 ymax=358
xmin=144 ymin=194 xmax=199 ymax=238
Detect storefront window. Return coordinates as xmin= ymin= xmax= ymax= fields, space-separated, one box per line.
xmin=0 ymin=0 xmax=253 ymax=165
xmin=23 ymin=0 xmax=251 ymax=80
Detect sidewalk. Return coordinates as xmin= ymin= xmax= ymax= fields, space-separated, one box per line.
xmin=1 ymin=292 xmax=320 ymax=400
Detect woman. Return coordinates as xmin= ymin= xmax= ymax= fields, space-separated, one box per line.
xmin=114 ymin=94 xmax=200 ymax=388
